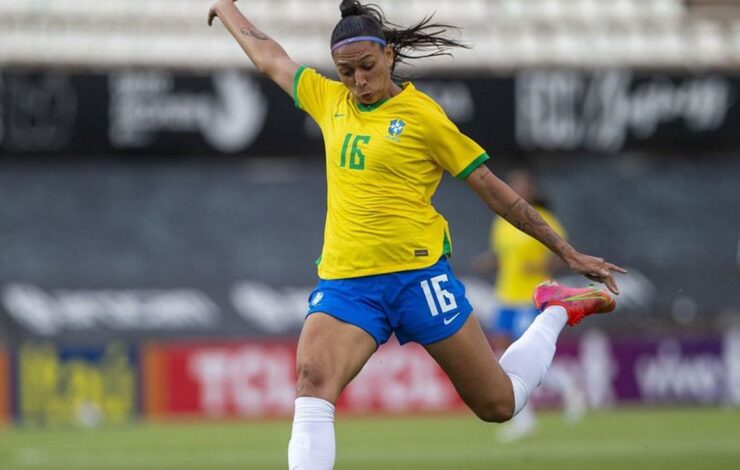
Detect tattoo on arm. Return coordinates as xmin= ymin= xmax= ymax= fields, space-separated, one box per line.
xmin=502 ymin=197 xmax=525 ymax=220
xmin=505 ymin=198 xmax=561 ymax=249
xmin=239 ymin=27 xmax=269 ymax=41
xmin=474 ymin=165 xmax=568 ymax=256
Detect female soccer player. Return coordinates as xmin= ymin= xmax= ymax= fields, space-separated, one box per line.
xmin=208 ymin=1 xmax=626 ymax=468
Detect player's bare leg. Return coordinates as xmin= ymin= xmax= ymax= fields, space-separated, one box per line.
xmin=425 ymin=314 xmax=517 ymax=422
xmin=294 ymin=312 xmax=376 ymax=402
xmin=288 ymin=313 xmax=377 ymax=470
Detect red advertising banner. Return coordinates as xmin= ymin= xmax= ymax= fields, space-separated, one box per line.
xmin=141 ymin=339 xmax=464 ymax=419
xmin=141 ymin=328 xmax=740 ymax=419
xmin=142 ymin=340 xmax=298 ymax=418
xmin=338 ymin=342 xmax=465 ymax=414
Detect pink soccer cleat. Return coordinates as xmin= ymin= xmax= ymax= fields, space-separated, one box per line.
xmin=533 ymin=281 xmax=616 ymax=326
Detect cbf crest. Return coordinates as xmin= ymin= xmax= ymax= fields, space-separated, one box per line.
xmin=386 ymin=118 xmax=406 ymax=142
xmin=310 ymin=291 xmax=324 ymax=307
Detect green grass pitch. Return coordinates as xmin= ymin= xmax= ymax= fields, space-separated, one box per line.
xmin=0 ymin=407 xmax=738 ymax=469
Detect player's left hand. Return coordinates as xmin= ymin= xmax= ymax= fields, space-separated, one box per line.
xmin=566 ymin=252 xmax=627 ymax=295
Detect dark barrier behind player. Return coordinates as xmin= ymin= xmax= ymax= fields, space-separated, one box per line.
xmin=0 ymin=69 xmax=738 ymax=158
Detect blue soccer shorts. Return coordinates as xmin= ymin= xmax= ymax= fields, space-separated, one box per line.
xmin=306 ymin=257 xmax=473 ymax=346
xmin=490 ymin=303 xmax=540 ymax=341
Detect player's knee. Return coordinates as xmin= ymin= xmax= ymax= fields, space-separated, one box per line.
xmin=295 ymin=359 xmax=332 ymax=397
xmin=473 ymin=399 xmax=514 ymax=423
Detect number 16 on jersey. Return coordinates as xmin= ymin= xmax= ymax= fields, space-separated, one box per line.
xmin=420 ymin=274 xmax=458 ymax=316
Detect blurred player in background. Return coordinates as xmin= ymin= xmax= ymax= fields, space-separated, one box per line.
xmin=475 ymin=169 xmax=586 ymax=441
xmin=209 ymin=1 xmax=625 ymax=468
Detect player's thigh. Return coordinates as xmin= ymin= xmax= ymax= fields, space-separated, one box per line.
xmin=424 ymin=314 xmax=514 ymax=414
xmin=295 ymin=312 xmax=377 ymax=403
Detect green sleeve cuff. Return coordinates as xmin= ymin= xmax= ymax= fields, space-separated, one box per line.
xmin=292 ymin=65 xmax=307 ymax=109
xmin=455 ymin=152 xmax=490 ymax=180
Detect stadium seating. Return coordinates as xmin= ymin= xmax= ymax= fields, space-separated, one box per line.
xmin=1 ymin=0 xmax=739 ymax=69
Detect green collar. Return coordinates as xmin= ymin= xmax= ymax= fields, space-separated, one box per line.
xmin=356 ymin=98 xmax=389 ymax=112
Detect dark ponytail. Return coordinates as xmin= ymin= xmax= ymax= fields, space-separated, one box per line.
xmin=331 ymin=1 xmax=468 ymax=77
xmin=338 ymin=0 xmax=368 ymax=18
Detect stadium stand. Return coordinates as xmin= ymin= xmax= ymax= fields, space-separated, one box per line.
xmin=1 ymin=0 xmax=740 ymax=70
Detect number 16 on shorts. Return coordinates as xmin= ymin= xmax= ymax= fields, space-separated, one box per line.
xmin=420 ymin=274 xmax=458 ymax=316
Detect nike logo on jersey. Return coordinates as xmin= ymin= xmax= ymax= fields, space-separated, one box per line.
xmin=443 ymin=312 xmax=461 ymax=325
xmin=334 ymin=112 xmax=345 ymax=118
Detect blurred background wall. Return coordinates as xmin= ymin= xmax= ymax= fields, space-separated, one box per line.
xmin=0 ymin=0 xmax=739 ymax=425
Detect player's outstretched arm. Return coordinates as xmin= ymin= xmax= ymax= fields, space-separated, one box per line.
xmin=465 ymin=164 xmax=627 ymax=294
xmin=208 ymin=0 xmax=299 ymax=97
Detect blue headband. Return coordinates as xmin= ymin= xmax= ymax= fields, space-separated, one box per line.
xmin=331 ymin=35 xmax=387 ymax=52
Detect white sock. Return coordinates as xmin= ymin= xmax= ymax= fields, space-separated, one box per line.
xmin=499 ymin=306 xmax=568 ymax=415
xmin=288 ymin=397 xmax=336 ymax=470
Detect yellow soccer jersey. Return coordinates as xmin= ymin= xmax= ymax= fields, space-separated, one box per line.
xmin=293 ymin=66 xmax=489 ymax=279
xmin=491 ymin=206 xmax=566 ymax=305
